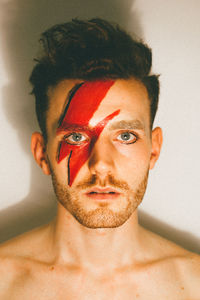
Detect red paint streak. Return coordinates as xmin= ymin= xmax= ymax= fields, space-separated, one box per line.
xmin=56 ymin=80 xmax=120 ymax=186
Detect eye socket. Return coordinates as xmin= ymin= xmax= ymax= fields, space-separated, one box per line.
xmin=63 ymin=132 xmax=88 ymax=145
xmin=116 ymin=131 xmax=137 ymax=144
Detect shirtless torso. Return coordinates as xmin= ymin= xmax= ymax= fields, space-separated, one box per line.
xmin=0 ymin=219 xmax=199 ymax=300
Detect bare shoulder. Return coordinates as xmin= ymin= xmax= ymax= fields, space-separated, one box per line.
xmin=0 ymin=223 xmax=53 ymax=295
xmin=177 ymin=252 xmax=200 ymax=296
xmin=0 ymin=223 xmax=53 ymax=259
xmin=140 ymin=226 xmax=200 ymax=295
xmin=0 ymin=250 xmax=30 ymax=297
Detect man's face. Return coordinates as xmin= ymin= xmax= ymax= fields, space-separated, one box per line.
xmin=44 ymin=78 xmax=157 ymax=228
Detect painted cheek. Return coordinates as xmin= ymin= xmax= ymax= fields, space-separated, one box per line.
xmin=56 ymin=80 xmax=119 ymax=186
xmin=57 ymin=110 xmax=120 ymax=186
xmin=58 ymin=142 xmax=90 ymax=186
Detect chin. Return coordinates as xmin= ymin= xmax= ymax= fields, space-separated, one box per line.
xmin=70 ymin=206 xmax=135 ymax=229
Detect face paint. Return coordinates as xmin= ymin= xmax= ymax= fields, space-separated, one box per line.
xmin=56 ymin=80 xmax=120 ymax=186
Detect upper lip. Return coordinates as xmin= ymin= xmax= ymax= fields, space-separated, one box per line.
xmin=85 ymin=187 xmax=120 ymax=194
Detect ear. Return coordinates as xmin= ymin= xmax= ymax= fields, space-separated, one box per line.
xmin=149 ymin=127 xmax=163 ymax=170
xmin=31 ymin=132 xmax=51 ymax=175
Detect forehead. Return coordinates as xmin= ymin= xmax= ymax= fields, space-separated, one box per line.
xmin=46 ymin=78 xmax=150 ymax=132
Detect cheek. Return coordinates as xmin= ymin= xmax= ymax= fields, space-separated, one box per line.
xmin=50 ymin=157 xmax=71 ymax=187
xmin=46 ymin=140 xmax=66 ymax=179
xmin=114 ymin=141 xmax=151 ymax=172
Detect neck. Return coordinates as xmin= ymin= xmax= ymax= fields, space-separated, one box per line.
xmin=49 ymin=203 xmax=144 ymax=272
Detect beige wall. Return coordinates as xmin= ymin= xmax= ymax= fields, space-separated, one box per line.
xmin=0 ymin=0 xmax=199 ymax=253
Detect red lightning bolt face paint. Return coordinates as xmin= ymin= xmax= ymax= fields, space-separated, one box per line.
xmin=56 ymin=80 xmax=120 ymax=186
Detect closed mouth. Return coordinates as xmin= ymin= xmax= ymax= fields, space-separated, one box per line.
xmin=89 ymin=191 xmax=116 ymax=194
xmin=85 ymin=187 xmax=120 ymax=199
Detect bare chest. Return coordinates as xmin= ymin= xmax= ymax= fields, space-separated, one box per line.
xmin=3 ymin=267 xmax=190 ymax=300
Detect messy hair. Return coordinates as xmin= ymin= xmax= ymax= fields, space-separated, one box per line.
xmin=30 ymin=18 xmax=159 ymax=140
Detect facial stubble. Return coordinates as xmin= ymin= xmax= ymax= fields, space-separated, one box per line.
xmin=51 ymin=171 xmax=149 ymax=229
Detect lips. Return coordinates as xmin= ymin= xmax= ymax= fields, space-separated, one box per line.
xmin=85 ymin=187 xmax=120 ymax=200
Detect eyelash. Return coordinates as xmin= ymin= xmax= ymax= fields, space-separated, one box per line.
xmin=63 ymin=132 xmax=88 ymax=145
xmin=115 ymin=130 xmax=139 ymax=144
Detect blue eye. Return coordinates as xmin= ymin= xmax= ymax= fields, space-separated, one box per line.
xmin=116 ymin=132 xmax=137 ymax=144
xmin=64 ymin=133 xmax=88 ymax=145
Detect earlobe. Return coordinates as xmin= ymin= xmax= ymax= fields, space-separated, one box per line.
xmin=150 ymin=127 xmax=163 ymax=170
xmin=31 ymin=132 xmax=51 ymax=175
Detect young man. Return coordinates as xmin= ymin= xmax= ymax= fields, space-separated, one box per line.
xmin=0 ymin=18 xmax=199 ymax=299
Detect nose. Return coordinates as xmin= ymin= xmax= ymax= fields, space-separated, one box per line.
xmin=88 ymin=137 xmax=115 ymax=178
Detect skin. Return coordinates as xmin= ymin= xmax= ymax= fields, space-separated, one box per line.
xmin=0 ymin=78 xmax=199 ymax=299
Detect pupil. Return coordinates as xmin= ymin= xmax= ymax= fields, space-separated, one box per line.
xmin=73 ymin=133 xmax=82 ymax=141
xmin=121 ymin=132 xmax=130 ymax=140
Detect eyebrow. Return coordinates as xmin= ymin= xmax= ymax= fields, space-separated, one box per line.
xmin=108 ymin=120 xmax=145 ymax=131
xmin=56 ymin=120 xmax=146 ymax=135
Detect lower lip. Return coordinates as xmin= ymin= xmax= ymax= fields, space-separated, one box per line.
xmin=85 ymin=192 xmax=120 ymax=200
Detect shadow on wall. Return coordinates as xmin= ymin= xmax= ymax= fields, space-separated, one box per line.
xmin=0 ymin=0 xmax=199 ymax=254
xmin=0 ymin=0 xmax=141 ymax=241
xmin=139 ymin=211 xmax=200 ymax=254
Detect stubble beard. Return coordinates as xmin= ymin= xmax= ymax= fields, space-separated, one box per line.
xmin=51 ymin=171 xmax=149 ymax=229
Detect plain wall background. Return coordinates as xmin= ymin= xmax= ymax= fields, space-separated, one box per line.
xmin=0 ymin=0 xmax=199 ymax=253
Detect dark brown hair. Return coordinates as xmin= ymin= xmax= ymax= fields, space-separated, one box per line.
xmin=30 ymin=18 xmax=159 ymax=140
